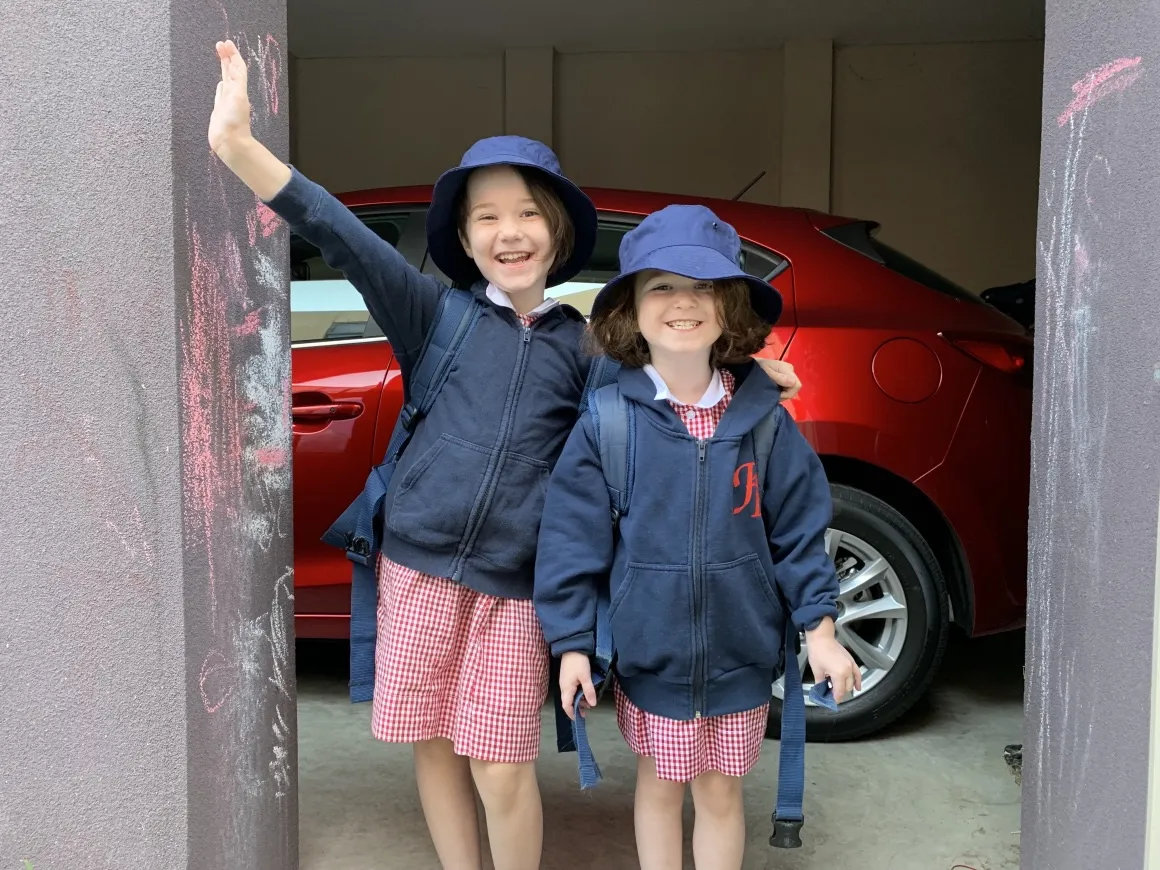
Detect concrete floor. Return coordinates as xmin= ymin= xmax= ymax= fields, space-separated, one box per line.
xmin=296 ymin=631 xmax=1024 ymax=869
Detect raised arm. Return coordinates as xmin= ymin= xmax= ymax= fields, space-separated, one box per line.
xmin=208 ymin=40 xmax=442 ymax=362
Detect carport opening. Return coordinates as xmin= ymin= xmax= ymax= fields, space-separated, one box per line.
xmin=282 ymin=2 xmax=1043 ymax=867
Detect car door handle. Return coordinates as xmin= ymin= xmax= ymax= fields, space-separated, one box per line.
xmin=292 ymin=401 xmax=364 ymax=422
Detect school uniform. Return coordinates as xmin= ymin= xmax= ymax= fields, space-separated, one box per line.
xmin=534 ymin=204 xmax=840 ymax=782
xmin=262 ymin=136 xmax=599 ymax=763
xmin=613 ymin=366 xmax=769 ymax=780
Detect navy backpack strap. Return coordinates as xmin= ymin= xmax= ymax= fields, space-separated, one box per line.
xmin=579 ymin=353 xmax=620 ymax=410
xmin=749 ymin=407 xmax=840 ymax=848
xmin=322 ymin=287 xmax=481 ymax=704
xmin=565 ymin=382 xmax=631 ymax=789
xmin=589 ymin=383 xmax=631 ymax=523
xmin=401 ymin=287 xmax=481 ymax=429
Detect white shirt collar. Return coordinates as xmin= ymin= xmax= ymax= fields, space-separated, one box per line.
xmin=486 ymin=283 xmax=558 ymax=316
xmin=643 ymin=364 xmax=726 ymax=408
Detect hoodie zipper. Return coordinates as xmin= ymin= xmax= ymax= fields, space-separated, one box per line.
xmin=692 ymin=437 xmax=708 ymax=718
xmin=450 ymin=320 xmax=535 ymax=580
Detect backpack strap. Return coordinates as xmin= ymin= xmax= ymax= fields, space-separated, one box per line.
xmin=399 ymin=287 xmax=481 ymax=431
xmin=579 ymin=353 xmax=621 ymax=411
xmin=588 ymin=381 xmax=632 ymax=524
xmin=748 ymin=407 xmax=841 ymax=849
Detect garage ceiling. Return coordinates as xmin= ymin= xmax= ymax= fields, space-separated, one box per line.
xmin=288 ymin=0 xmax=1045 ymax=58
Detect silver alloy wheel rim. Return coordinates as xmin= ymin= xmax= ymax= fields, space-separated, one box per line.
xmin=772 ymin=527 xmax=909 ymax=707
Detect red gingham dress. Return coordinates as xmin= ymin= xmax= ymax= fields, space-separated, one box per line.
xmin=615 ymin=368 xmax=771 ymax=782
xmin=370 ymin=310 xmax=550 ymax=764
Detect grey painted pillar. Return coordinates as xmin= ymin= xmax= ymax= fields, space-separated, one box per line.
xmin=0 ymin=0 xmax=295 ymax=867
xmin=1024 ymin=3 xmax=1159 ymax=868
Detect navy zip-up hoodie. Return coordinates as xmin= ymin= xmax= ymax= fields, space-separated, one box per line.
xmin=268 ymin=167 xmax=592 ymax=599
xmin=534 ymin=363 xmax=840 ymax=720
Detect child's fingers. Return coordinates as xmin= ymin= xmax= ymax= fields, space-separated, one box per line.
xmin=582 ymin=676 xmax=597 ymax=708
xmin=231 ymin=51 xmax=248 ymax=86
xmin=560 ymin=681 xmax=578 ymax=721
xmin=828 ymin=674 xmax=845 ymax=703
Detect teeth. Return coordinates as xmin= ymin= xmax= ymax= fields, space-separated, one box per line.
xmin=497 ymin=253 xmax=530 ymax=263
xmin=667 ymin=321 xmax=700 ymax=330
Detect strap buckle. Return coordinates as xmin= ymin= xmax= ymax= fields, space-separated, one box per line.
xmin=398 ymin=403 xmax=421 ymax=432
xmin=769 ymin=818 xmax=803 ymax=849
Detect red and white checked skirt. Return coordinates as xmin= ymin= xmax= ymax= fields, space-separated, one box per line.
xmin=370 ymin=553 xmax=549 ymax=764
xmin=615 ymin=685 xmax=769 ymax=782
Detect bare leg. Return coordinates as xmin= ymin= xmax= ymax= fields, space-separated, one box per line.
xmin=469 ymin=759 xmax=543 ymax=870
xmin=689 ymin=771 xmax=746 ymax=870
xmin=414 ymin=738 xmax=483 ymax=870
xmin=634 ymin=755 xmax=687 ymax=870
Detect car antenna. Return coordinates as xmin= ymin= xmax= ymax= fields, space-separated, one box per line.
xmin=731 ymin=170 xmax=766 ymax=201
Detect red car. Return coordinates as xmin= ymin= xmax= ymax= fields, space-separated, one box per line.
xmin=289 ymin=185 xmax=1032 ymax=741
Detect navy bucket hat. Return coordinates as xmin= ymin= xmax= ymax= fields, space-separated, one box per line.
xmin=590 ymin=204 xmax=783 ymax=325
xmin=425 ymin=136 xmax=598 ymax=288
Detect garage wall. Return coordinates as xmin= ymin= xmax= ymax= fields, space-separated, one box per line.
xmin=292 ymin=53 xmax=505 ymax=192
xmin=290 ymin=39 xmax=1043 ymax=292
xmin=832 ymin=41 xmax=1044 ymax=292
xmin=555 ymin=49 xmax=783 ymax=204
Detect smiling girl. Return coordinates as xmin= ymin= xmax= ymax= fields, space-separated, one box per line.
xmin=207 ymin=41 xmax=803 ymax=870
xmin=535 ymin=205 xmax=859 ymax=870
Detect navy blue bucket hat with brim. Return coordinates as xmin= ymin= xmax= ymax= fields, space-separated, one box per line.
xmin=425 ymin=135 xmax=597 ymax=288
xmin=590 ymin=204 xmax=783 ymax=325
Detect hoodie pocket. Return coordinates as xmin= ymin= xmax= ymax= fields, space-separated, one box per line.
xmin=474 ymin=451 xmax=551 ymax=572
xmin=703 ymin=554 xmax=784 ymax=679
xmin=609 ymin=563 xmax=694 ymax=683
xmin=386 ymin=434 xmax=490 ymax=554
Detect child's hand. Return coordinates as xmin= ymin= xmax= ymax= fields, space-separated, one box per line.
xmin=804 ymin=618 xmax=861 ymax=703
xmin=753 ymin=357 xmax=801 ymax=400
xmin=209 ymin=40 xmax=253 ymax=155
xmin=559 ymin=652 xmax=597 ymax=720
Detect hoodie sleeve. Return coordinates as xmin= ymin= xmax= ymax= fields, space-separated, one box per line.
xmin=762 ymin=406 xmax=841 ymax=631
xmin=534 ymin=412 xmax=615 ymax=657
xmin=265 ymin=166 xmax=444 ymax=368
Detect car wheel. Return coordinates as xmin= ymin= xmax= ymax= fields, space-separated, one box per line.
xmin=767 ymin=483 xmax=950 ymax=742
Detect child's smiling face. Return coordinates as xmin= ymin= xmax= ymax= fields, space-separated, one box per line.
xmin=633 ymin=270 xmax=723 ymax=361
xmin=459 ymin=166 xmax=556 ymax=299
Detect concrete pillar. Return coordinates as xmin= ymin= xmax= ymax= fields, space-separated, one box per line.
xmin=1024 ymin=3 xmax=1158 ymax=867
xmin=0 ymin=0 xmax=296 ymax=867
xmin=778 ymin=40 xmax=833 ymax=211
xmin=505 ymin=46 xmax=556 ymax=147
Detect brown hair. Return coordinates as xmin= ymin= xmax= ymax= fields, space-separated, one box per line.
xmin=585 ymin=276 xmax=770 ymax=367
xmin=457 ymin=167 xmax=575 ymax=274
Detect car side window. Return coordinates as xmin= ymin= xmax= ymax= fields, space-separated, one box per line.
xmin=290 ymin=210 xmax=422 ymax=344
xmin=552 ymin=217 xmax=640 ymax=319
xmin=739 ymin=244 xmax=788 ymax=282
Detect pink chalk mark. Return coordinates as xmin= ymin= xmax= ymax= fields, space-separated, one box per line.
xmin=263 ymin=35 xmax=281 ymax=116
xmin=257 ymin=201 xmax=280 ymax=237
xmin=181 ymin=218 xmax=247 ymax=619
xmin=255 ymin=446 xmax=288 ymax=468
xmin=1057 ymin=56 xmax=1143 ymax=126
xmin=235 ymin=307 xmax=263 ymax=337
xmin=1073 ymin=238 xmax=1091 ymax=273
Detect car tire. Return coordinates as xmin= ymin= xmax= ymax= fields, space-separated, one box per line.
xmin=766 ymin=483 xmax=950 ymax=742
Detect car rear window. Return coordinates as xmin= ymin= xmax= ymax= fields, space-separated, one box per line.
xmin=822 ymin=222 xmax=981 ymax=304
